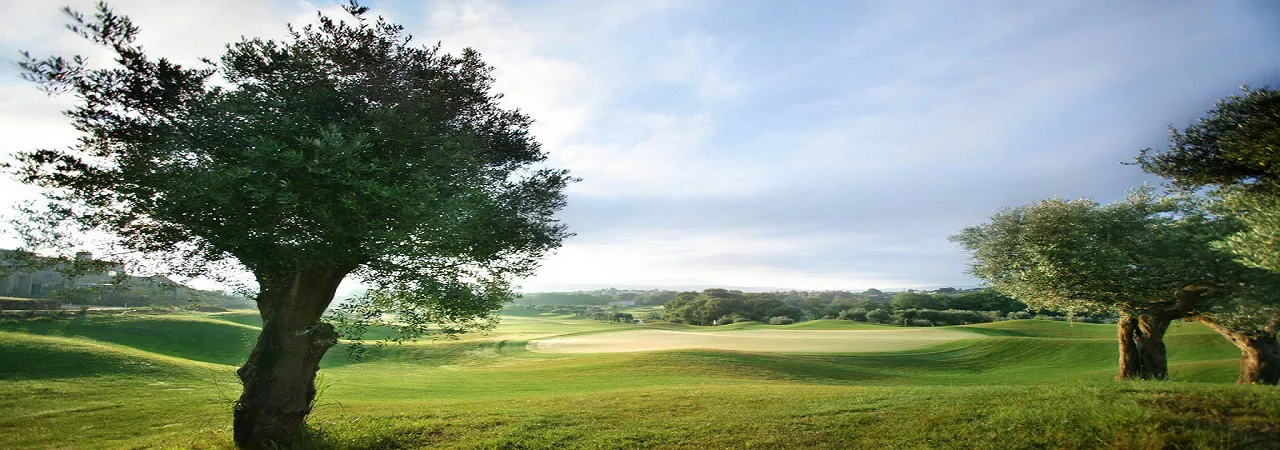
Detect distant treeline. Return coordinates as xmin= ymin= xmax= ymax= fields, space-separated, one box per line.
xmin=660 ymin=288 xmax=1036 ymax=326
xmin=512 ymin=287 xmax=1100 ymax=327
xmin=56 ymin=281 xmax=253 ymax=309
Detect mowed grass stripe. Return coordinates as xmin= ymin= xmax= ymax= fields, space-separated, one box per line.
xmin=528 ymin=328 xmax=978 ymax=354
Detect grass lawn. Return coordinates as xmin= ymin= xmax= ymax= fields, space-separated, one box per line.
xmin=1 ymin=312 xmax=1277 ymax=449
xmin=528 ymin=328 xmax=975 ymax=353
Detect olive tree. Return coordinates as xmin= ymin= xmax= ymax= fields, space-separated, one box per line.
xmin=14 ymin=2 xmax=572 ymax=447
xmin=953 ymin=191 xmax=1280 ymax=383
xmin=1135 ymin=87 xmax=1280 ymax=384
xmin=952 ymin=191 xmax=1214 ymax=380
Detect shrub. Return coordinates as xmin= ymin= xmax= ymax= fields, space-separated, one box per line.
xmin=837 ymin=308 xmax=868 ymax=322
xmin=717 ymin=315 xmax=735 ymax=325
xmin=668 ymin=318 xmax=683 ymax=324
xmin=910 ymin=319 xmax=933 ymax=327
xmin=0 ymin=298 xmax=61 ymax=310
xmin=866 ymin=309 xmax=891 ymax=324
xmin=769 ymin=316 xmax=795 ymax=325
xmin=1007 ymin=311 xmax=1033 ymax=320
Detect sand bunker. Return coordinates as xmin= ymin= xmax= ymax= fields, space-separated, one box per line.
xmin=529 ymin=328 xmax=975 ymax=354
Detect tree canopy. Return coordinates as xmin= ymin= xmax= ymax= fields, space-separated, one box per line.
xmin=951 ymin=190 xmax=1201 ymax=316
xmin=1137 ymin=87 xmax=1280 ymax=272
xmin=1137 ymin=87 xmax=1280 ymax=193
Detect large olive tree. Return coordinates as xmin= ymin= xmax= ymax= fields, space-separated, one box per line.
xmin=14 ymin=2 xmax=572 ymax=447
xmin=1135 ymin=87 xmax=1280 ymax=384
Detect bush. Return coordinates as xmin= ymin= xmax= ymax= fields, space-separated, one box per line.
xmin=668 ymin=318 xmax=683 ymax=324
xmin=1032 ymin=314 xmax=1068 ymax=321
xmin=769 ymin=316 xmax=795 ymax=325
xmin=1007 ymin=311 xmax=1033 ymax=320
xmin=837 ymin=308 xmax=868 ymax=322
xmin=866 ymin=309 xmax=891 ymax=324
xmin=0 ymin=298 xmax=61 ymax=310
xmin=717 ymin=315 xmax=735 ymax=325
xmin=910 ymin=319 xmax=933 ymax=327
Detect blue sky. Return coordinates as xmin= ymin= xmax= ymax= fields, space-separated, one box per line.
xmin=2 ymin=0 xmax=1279 ymax=293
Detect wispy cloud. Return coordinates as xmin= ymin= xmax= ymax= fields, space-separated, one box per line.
xmin=2 ymin=0 xmax=1277 ymax=293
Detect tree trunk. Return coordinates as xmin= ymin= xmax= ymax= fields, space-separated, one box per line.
xmin=1116 ymin=312 xmax=1174 ymax=380
xmin=233 ymin=267 xmax=350 ymax=448
xmin=1195 ymin=317 xmax=1280 ymax=385
xmin=1117 ymin=314 xmax=1143 ymax=379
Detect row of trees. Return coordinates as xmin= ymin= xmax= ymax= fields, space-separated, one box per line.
xmin=518 ymin=287 xmax=1026 ymax=311
xmin=659 ymin=288 xmax=1031 ymax=326
xmin=884 ymin=290 xmax=1027 ymax=314
xmin=954 ymin=87 xmax=1280 ymax=384
xmin=662 ymin=289 xmax=805 ymax=325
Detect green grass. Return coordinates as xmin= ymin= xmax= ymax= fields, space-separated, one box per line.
xmin=1 ymin=313 xmax=1277 ymax=449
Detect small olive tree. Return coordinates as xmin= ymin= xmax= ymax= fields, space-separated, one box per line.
xmin=954 ymin=190 xmax=1280 ymax=383
xmin=953 ymin=191 xmax=1215 ymax=380
xmin=15 ymin=2 xmax=572 ymax=446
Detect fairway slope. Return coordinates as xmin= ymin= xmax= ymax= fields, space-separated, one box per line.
xmin=0 ymin=315 xmax=259 ymax=365
xmin=0 ymin=331 xmax=224 ymax=380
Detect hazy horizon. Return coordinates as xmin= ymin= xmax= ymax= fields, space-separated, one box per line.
xmin=2 ymin=0 xmax=1279 ymax=294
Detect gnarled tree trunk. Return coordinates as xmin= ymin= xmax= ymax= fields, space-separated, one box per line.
xmin=234 ymin=267 xmax=350 ymax=448
xmin=1117 ymin=312 xmax=1176 ymax=380
xmin=1195 ymin=317 xmax=1280 ymax=385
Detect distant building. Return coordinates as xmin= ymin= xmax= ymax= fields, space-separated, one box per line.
xmin=608 ymin=300 xmax=636 ymax=307
xmin=0 ymin=249 xmax=121 ymax=298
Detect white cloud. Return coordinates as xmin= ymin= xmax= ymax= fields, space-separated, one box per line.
xmin=422 ymin=0 xmax=609 ymax=152
xmin=523 ymin=227 xmax=925 ymax=292
xmin=556 ymin=112 xmax=767 ymax=198
xmin=658 ymin=33 xmax=745 ymax=102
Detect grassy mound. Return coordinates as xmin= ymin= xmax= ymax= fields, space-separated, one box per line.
xmin=778 ymin=319 xmax=901 ymax=330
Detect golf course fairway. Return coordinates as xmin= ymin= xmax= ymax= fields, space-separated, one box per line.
xmin=529 ymin=328 xmax=978 ymax=353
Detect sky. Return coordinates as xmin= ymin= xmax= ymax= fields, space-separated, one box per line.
xmin=1 ymin=0 xmax=1279 ymax=294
